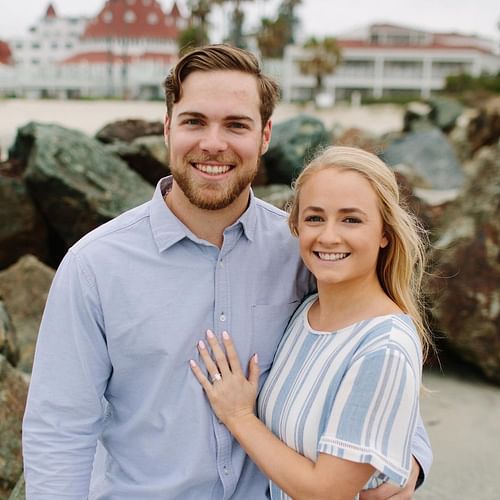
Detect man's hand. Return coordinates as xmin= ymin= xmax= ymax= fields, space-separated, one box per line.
xmin=359 ymin=456 xmax=420 ymax=500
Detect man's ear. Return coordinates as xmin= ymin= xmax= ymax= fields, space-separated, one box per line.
xmin=164 ymin=112 xmax=170 ymax=143
xmin=260 ymin=120 xmax=272 ymax=155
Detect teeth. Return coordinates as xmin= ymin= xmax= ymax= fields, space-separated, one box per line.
xmin=195 ymin=163 xmax=232 ymax=175
xmin=317 ymin=252 xmax=349 ymax=261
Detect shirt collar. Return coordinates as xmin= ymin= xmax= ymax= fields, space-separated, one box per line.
xmin=149 ymin=176 xmax=257 ymax=252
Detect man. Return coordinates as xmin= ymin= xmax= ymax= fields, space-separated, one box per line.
xmin=23 ymin=45 xmax=431 ymax=499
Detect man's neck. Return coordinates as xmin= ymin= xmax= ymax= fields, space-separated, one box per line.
xmin=164 ymin=182 xmax=251 ymax=248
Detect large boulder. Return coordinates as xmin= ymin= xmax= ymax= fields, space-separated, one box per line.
xmin=467 ymin=96 xmax=500 ymax=154
xmin=428 ymin=96 xmax=464 ymax=132
xmin=262 ymin=114 xmax=331 ymax=184
xmin=0 ymin=302 xmax=19 ymax=368
xmin=95 ymin=118 xmax=164 ymax=144
xmin=7 ymin=474 xmax=24 ymax=500
xmin=105 ymin=135 xmax=170 ymax=185
xmin=0 ymin=255 xmax=55 ymax=373
xmin=380 ymin=128 xmax=464 ymax=189
xmin=0 ymin=171 xmax=48 ymax=270
xmin=0 ymin=355 xmax=28 ymax=500
xmin=429 ymin=144 xmax=500 ymax=384
xmin=9 ymin=122 xmax=154 ymax=248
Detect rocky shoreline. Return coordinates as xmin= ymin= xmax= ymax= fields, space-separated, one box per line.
xmin=0 ymin=96 xmax=499 ymax=499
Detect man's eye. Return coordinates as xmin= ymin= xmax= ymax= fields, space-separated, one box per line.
xmin=183 ymin=119 xmax=201 ymax=126
xmin=228 ymin=122 xmax=247 ymax=129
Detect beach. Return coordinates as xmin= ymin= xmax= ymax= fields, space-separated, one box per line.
xmin=2 ymin=98 xmax=499 ymax=499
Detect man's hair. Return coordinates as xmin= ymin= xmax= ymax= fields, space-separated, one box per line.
xmin=163 ymin=44 xmax=280 ymax=129
xmin=288 ymin=146 xmax=434 ymax=361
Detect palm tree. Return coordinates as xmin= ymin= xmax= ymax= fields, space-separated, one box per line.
xmin=299 ymin=36 xmax=342 ymax=100
xmin=257 ymin=0 xmax=302 ymax=59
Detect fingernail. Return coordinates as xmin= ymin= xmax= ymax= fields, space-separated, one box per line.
xmin=198 ymin=340 xmax=206 ymax=349
xmin=253 ymin=353 xmax=259 ymax=364
xmin=206 ymin=329 xmax=214 ymax=339
xmin=222 ymin=331 xmax=230 ymax=340
xmin=189 ymin=359 xmax=196 ymax=367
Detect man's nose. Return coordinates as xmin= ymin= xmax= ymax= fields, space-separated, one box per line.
xmin=199 ymin=126 xmax=228 ymax=154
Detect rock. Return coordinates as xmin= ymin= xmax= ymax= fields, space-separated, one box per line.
xmin=105 ymin=135 xmax=170 ymax=185
xmin=0 ymin=255 xmax=55 ymax=373
xmin=429 ymin=144 xmax=500 ymax=384
xmin=380 ymin=128 xmax=464 ymax=189
xmin=0 ymin=172 xmax=49 ymax=270
xmin=0 ymin=303 xmax=19 ymax=369
xmin=262 ymin=115 xmax=331 ymax=185
xmin=95 ymin=119 xmax=164 ymax=144
xmin=428 ymin=96 xmax=464 ymax=132
xmin=9 ymin=122 xmax=154 ymax=248
xmin=335 ymin=127 xmax=383 ymax=155
xmin=403 ymin=101 xmax=433 ymax=132
xmin=7 ymin=474 xmax=24 ymax=500
xmin=467 ymin=96 xmax=500 ymax=154
xmin=0 ymin=355 xmax=28 ymax=500
xmin=253 ymin=185 xmax=294 ymax=210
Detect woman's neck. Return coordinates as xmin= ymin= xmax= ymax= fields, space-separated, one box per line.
xmin=309 ymin=277 xmax=401 ymax=332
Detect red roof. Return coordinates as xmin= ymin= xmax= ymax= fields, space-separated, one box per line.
xmin=83 ymin=0 xmax=182 ymax=40
xmin=61 ymin=50 xmax=176 ymax=65
xmin=0 ymin=40 xmax=12 ymax=65
xmin=45 ymin=3 xmax=57 ymax=18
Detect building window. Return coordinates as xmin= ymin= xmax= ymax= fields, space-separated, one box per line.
xmin=124 ymin=10 xmax=137 ymax=23
xmin=31 ymin=59 xmax=40 ymax=65
xmin=103 ymin=11 xmax=113 ymax=23
xmin=15 ymin=42 xmax=23 ymax=49
xmin=31 ymin=42 xmax=41 ymax=49
xmin=148 ymin=13 xmax=159 ymax=24
xmin=51 ymin=42 xmax=59 ymax=49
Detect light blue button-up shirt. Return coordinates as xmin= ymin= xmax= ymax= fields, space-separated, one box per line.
xmin=23 ymin=177 xmax=431 ymax=499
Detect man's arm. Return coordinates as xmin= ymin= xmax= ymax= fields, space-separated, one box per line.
xmin=23 ymin=250 xmax=111 ymax=499
xmin=359 ymin=414 xmax=432 ymax=499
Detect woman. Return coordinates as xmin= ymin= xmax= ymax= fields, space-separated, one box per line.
xmin=190 ymin=146 xmax=433 ymax=499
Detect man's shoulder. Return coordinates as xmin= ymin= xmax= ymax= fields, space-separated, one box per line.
xmin=253 ymin=196 xmax=288 ymax=222
xmin=70 ymin=200 xmax=151 ymax=255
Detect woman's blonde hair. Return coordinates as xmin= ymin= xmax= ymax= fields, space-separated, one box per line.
xmin=288 ymin=146 xmax=433 ymax=360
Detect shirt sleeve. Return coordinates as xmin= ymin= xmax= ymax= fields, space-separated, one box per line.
xmin=22 ymin=250 xmax=112 ymax=499
xmin=412 ymin=412 xmax=433 ymax=488
xmin=317 ymin=345 xmax=421 ymax=487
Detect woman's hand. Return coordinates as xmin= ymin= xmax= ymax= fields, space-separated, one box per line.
xmin=190 ymin=330 xmax=260 ymax=427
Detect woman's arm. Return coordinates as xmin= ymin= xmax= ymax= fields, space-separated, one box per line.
xmin=190 ymin=330 xmax=374 ymax=500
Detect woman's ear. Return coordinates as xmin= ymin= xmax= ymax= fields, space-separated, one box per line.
xmin=380 ymin=231 xmax=389 ymax=249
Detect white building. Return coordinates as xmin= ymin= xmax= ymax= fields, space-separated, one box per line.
xmin=279 ymin=23 xmax=500 ymax=103
xmin=0 ymin=1 xmax=186 ymax=99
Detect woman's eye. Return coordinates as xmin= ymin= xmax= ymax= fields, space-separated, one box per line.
xmin=344 ymin=217 xmax=361 ymax=224
xmin=305 ymin=215 xmax=322 ymax=222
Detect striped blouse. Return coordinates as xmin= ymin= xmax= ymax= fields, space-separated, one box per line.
xmin=258 ymin=294 xmax=422 ymax=500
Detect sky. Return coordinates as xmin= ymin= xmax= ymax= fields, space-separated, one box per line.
xmin=0 ymin=0 xmax=499 ymax=41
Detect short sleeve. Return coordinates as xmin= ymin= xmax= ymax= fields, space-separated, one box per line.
xmin=317 ymin=345 xmax=421 ymax=487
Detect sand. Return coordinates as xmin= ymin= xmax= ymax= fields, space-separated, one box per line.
xmin=0 ymin=99 xmax=404 ymax=158
xmin=1 ymin=99 xmax=499 ymax=499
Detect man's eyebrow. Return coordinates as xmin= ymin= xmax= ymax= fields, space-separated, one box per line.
xmin=176 ymin=111 xmax=255 ymax=123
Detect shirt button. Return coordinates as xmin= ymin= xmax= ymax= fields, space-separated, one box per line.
xmin=219 ymin=260 xmax=224 ymax=267
xmin=220 ymin=313 xmax=226 ymax=322
xmin=223 ymin=466 xmax=229 ymax=475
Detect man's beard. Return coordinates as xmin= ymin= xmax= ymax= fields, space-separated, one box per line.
xmin=171 ymin=154 xmax=260 ymax=211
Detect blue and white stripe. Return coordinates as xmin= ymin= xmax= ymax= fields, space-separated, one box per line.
xmin=258 ymin=294 xmax=422 ymax=499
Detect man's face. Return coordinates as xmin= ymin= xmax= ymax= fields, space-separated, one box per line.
xmin=164 ymin=70 xmax=271 ymax=210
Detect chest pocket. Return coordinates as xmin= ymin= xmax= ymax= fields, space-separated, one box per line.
xmin=251 ymin=301 xmax=300 ymax=371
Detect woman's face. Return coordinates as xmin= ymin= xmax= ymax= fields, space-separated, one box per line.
xmin=297 ymin=168 xmax=388 ymax=290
